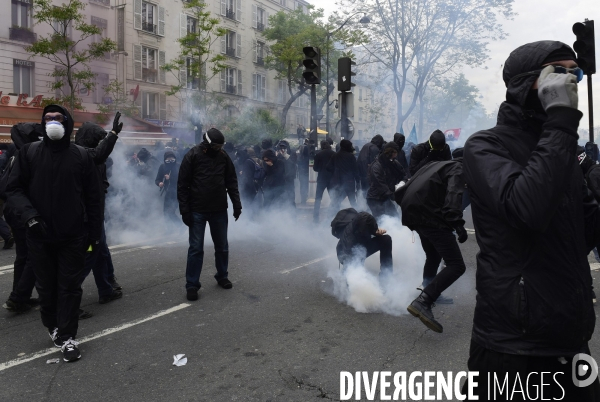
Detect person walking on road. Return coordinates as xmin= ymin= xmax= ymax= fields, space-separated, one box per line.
xmin=366 ymin=142 xmax=406 ymax=220
xmin=177 ymin=128 xmax=242 ymax=302
xmin=312 ymin=140 xmax=336 ymax=223
xmin=408 ymin=130 xmax=452 ymax=176
xmin=327 ymin=139 xmax=360 ymax=211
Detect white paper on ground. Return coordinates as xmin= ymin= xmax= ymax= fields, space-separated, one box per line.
xmin=46 ymin=358 xmax=60 ymax=364
xmin=173 ymin=354 xmax=187 ymax=366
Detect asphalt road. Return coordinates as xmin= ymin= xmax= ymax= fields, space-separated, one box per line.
xmin=0 ymin=207 xmax=599 ymax=401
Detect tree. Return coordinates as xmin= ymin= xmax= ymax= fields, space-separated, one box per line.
xmin=423 ymin=73 xmax=479 ymax=130
xmin=226 ymin=108 xmax=286 ymax=146
xmin=95 ymin=80 xmax=140 ymax=124
xmin=27 ymin=0 xmax=117 ymax=111
xmin=334 ymin=0 xmax=514 ymax=132
xmin=162 ymin=0 xmax=227 ymax=124
xmin=263 ymin=7 xmax=365 ymax=128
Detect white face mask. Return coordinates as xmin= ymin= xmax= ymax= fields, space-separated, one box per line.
xmin=46 ymin=121 xmax=65 ymax=140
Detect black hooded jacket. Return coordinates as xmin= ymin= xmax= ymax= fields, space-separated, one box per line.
xmin=366 ymin=154 xmax=406 ymax=201
xmin=399 ymin=160 xmax=465 ymax=230
xmin=357 ymin=135 xmax=384 ymax=179
xmin=155 ymin=150 xmax=180 ymax=199
xmin=313 ymin=145 xmax=335 ymax=184
xmin=408 ymin=141 xmax=452 ymax=176
xmin=393 ymin=133 xmax=409 ymax=176
xmin=326 ymin=146 xmax=360 ymax=189
xmin=463 ymin=41 xmax=597 ymax=357
xmin=177 ymin=143 xmax=241 ymax=214
xmin=336 ymin=212 xmax=379 ymax=263
xmin=262 ymin=152 xmax=286 ymax=192
xmin=6 ymin=105 xmax=102 ymax=241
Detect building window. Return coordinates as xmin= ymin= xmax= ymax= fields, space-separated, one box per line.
xmin=277 ymin=80 xmax=287 ymax=104
xmin=95 ymin=73 xmax=109 ymax=104
xmin=255 ymin=41 xmax=265 ymax=66
xmin=13 ymin=63 xmax=33 ymax=94
xmin=10 ymin=1 xmax=35 ymax=43
xmin=358 ymin=107 xmax=363 ymax=122
xmin=141 ymin=1 xmax=157 ymax=34
xmin=280 ymin=0 xmax=287 ymax=8
xmin=221 ymin=30 xmax=240 ymax=58
xmin=187 ymin=16 xmax=197 ymax=34
xmin=220 ymin=67 xmax=242 ymax=95
xmin=91 ymin=16 xmax=110 ymax=59
xmin=252 ymin=73 xmax=266 ymax=101
xmin=220 ymin=0 xmax=241 ymax=22
xmin=142 ymin=46 xmax=157 ymax=83
xmin=141 ymin=92 xmax=159 ymax=119
xmin=253 ymin=6 xmax=267 ymax=31
xmin=186 ymin=59 xmax=199 ymax=90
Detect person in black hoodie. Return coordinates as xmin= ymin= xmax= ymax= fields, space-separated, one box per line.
xmin=357 ymin=134 xmax=384 ymax=196
xmin=313 ymin=140 xmax=336 ymax=223
xmin=393 ymin=133 xmax=409 ymax=177
xmin=408 ymin=130 xmax=452 ymax=176
xmin=6 ymin=104 xmax=102 ymax=362
xmin=262 ymin=149 xmax=286 ymax=208
xmin=178 ymin=128 xmax=241 ymax=301
xmin=74 ymin=117 xmax=123 ymax=304
xmin=236 ymin=148 xmax=258 ymax=212
xmin=462 ymin=41 xmax=600 ymax=399
xmin=327 ymin=139 xmax=360 ymax=211
xmin=276 ymin=140 xmax=296 ymax=209
xmin=398 ymin=158 xmax=467 ymax=333
xmin=155 ymin=150 xmax=180 ymax=226
xmin=366 ymin=142 xmax=406 ymax=220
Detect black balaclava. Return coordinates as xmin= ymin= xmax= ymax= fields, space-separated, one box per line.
xmin=371 ymin=134 xmax=384 ymax=149
xmin=393 ymin=133 xmax=405 ymax=149
xmin=203 ymin=128 xmax=225 ymax=157
xmin=137 ymin=148 xmax=151 ymax=163
xmin=429 ymin=130 xmax=446 ymax=150
xmin=164 ymin=150 xmax=177 ymax=164
xmin=41 ymin=104 xmax=73 ymax=151
xmin=340 ymin=139 xmax=354 ymax=152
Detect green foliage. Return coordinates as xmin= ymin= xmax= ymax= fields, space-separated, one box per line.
xmin=425 ymin=74 xmax=479 ymax=127
xmin=26 ymin=0 xmax=117 ymax=111
xmin=96 ymin=80 xmax=140 ymax=124
xmin=40 ymin=95 xmax=83 ymax=111
xmin=225 ymin=109 xmax=286 ymax=146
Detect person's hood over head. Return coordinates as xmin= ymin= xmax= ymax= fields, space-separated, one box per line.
xmin=203 ymin=128 xmax=225 ymax=145
xmin=163 ymin=150 xmax=176 ymax=162
xmin=75 ymin=122 xmax=107 ymax=149
xmin=340 ymin=139 xmax=354 ymax=152
xmin=371 ymin=134 xmax=384 ymax=149
xmin=261 ymin=138 xmax=273 ymax=150
xmin=11 ymin=122 xmax=44 ymax=149
xmin=320 ymin=140 xmax=331 ymax=150
xmin=503 ymin=41 xmax=576 ymax=107
xmin=262 ymin=149 xmax=277 ymax=162
xmin=393 ymin=133 xmax=405 ymax=148
xmin=41 ymin=104 xmax=74 ymax=148
xmin=137 ymin=147 xmax=151 ymax=163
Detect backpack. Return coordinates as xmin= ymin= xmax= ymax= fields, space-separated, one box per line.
xmin=330 ymin=208 xmax=358 ymax=239
xmin=248 ymin=158 xmax=266 ymax=182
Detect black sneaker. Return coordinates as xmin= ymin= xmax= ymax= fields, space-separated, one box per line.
xmin=99 ymin=290 xmax=123 ymax=304
xmin=79 ymin=309 xmax=93 ymax=320
xmin=108 ymin=276 xmax=122 ymax=291
xmin=61 ymin=338 xmax=81 ymax=362
xmin=26 ymin=298 xmax=40 ymax=307
xmin=407 ymin=291 xmax=444 ymax=333
xmin=3 ymin=236 xmax=14 ymax=250
xmin=218 ymin=279 xmax=233 ymax=289
xmin=4 ymin=299 xmax=32 ymax=313
xmin=48 ymin=327 xmax=62 ymax=348
xmin=186 ymin=288 xmax=199 ymax=301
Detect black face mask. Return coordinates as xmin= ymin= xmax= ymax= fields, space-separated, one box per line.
xmin=524 ymin=89 xmax=546 ymax=115
xmin=206 ymin=147 xmax=220 ymax=157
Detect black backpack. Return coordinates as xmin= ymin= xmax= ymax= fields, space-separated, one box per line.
xmin=331 ymin=208 xmax=358 ymax=239
xmin=248 ymin=158 xmax=266 ymax=182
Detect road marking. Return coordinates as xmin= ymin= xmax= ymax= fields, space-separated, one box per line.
xmin=466 ymin=228 xmax=475 ymax=234
xmin=280 ymin=254 xmax=335 ymax=274
xmin=0 ymin=269 xmax=13 ymax=276
xmin=0 ymin=303 xmax=191 ymax=372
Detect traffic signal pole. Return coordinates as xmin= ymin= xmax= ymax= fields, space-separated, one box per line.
xmin=588 ymin=74 xmax=594 ymax=143
xmin=310 ymin=84 xmax=318 ymax=144
xmin=573 ymin=19 xmax=596 ymax=156
xmin=341 ymin=92 xmax=349 ymax=139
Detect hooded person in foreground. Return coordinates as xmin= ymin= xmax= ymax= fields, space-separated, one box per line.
xmin=6 ymin=104 xmax=102 ymax=363
xmin=357 ymin=134 xmax=385 ymax=196
xmin=462 ymin=41 xmax=600 ymax=400
xmin=177 ymin=128 xmax=241 ymax=302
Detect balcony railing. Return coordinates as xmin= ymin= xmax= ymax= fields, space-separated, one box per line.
xmin=256 ymin=56 xmax=264 ymax=66
xmin=256 ymin=21 xmax=265 ymax=32
xmin=142 ymin=21 xmax=157 ymax=34
xmin=9 ymin=27 xmax=37 ymax=44
xmin=226 ymin=46 xmax=236 ymax=57
xmin=142 ymin=68 xmax=157 ymax=83
xmin=226 ymin=84 xmax=237 ymax=94
xmin=225 ymin=8 xmax=236 ymax=20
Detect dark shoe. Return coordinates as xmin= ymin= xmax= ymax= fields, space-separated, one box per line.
xmin=79 ymin=309 xmax=93 ymax=320
xmin=26 ymin=298 xmax=40 ymax=307
xmin=186 ymin=288 xmax=199 ymax=301
xmin=99 ymin=290 xmax=123 ymax=304
xmin=3 ymin=236 xmax=14 ymax=250
xmin=49 ymin=327 xmax=62 ymax=348
xmin=61 ymin=338 xmax=81 ymax=362
xmin=407 ymin=291 xmax=443 ymax=333
xmin=5 ymin=299 xmax=32 ymax=313
xmin=218 ymin=278 xmax=233 ymax=289
xmin=435 ymin=294 xmax=454 ymax=304
xmin=108 ymin=276 xmax=122 ymax=291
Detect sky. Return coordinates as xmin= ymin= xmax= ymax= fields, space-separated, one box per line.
xmin=316 ymin=0 xmax=600 ymax=137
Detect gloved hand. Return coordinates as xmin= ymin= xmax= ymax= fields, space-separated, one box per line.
xmin=86 ymin=239 xmax=100 ymax=253
xmin=27 ymin=217 xmax=48 ymax=238
xmin=111 ymin=112 xmax=123 ymax=135
xmin=182 ymin=213 xmax=194 ymax=227
xmin=455 ymin=226 xmax=468 ymax=244
xmin=537 ymin=65 xmax=579 ymax=111
xmin=233 ymin=208 xmax=242 ymax=221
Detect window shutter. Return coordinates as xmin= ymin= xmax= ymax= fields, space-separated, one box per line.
xmin=236 ymin=33 xmax=241 ymax=58
xmin=159 ymin=94 xmax=167 ymax=120
xmin=135 ymin=91 xmax=142 ymax=118
xmin=265 ymin=11 xmax=269 ymax=28
xmin=220 ymin=0 xmax=226 ymax=16
xmin=220 ymin=69 xmax=226 ymax=92
xmin=262 ymin=75 xmax=266 ymax=101
xmin=180 ymin=14 xmax=187 ymax=38
xmin=252 ymin=74 xmax=256 ymax=99
xmin=253 ymin=39 xmax=257 ymax=63
xmin=252 ymin=5 xmax=257 ymax=28
xmin=158 ymin=6 xmax=165 ymax=36
xmin=159 ymin=50 xmax=166 ymax=84
xmin=220 ymin=36 xmax=226 ymax=54
xmin=180 ymin=63 xmax=187 ymax=89
xmin=134 ymin=0 xmax=142 ymax=30
xmin=236 ymin=0 xmax=241 ymax=22
xmin=237 ymin=70 xmax=242 ymax=96
xmin=133 ymin=44 xmax=142 ymax=80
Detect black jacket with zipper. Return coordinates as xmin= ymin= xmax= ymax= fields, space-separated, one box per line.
xmin=367 ymin=154 xmax=406 ymax=201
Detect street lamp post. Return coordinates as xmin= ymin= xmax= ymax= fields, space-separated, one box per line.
xmin=325 ymin=13 xmax=370 ymax=139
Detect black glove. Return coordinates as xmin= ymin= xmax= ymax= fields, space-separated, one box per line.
xmin=111 ymin=112 xmax=123 ymax=135
xmin=182 ymin=212 xmax=194 ymax=227
xmin=455 ymin=226 xmax=468 ymax=244
xmin=233 ymin=208 xmax=242 ymax=221
xmin=27 ymin=217 xmax=48 ymax=238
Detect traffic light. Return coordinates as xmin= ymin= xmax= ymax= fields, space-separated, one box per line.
xmin=338 ymin=57 xmax=356 ymax=92
xmin=302 ymin=47 xmax=321 ymax=85
xmin=573 ymin=20 xmax=596 ymax=75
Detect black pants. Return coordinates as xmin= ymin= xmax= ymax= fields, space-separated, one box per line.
xmin=80 ymin=226 xmax=113 ymax=299
xmin=463 ymin=339 xmax=600 ymax=401
xmin=313 ymin=179 xmax=333 ymax=221
xmin=367 ymin=198 xmax=399 ymax=220
xmin=28 ymin=234 xmax=86 ymax=341
xmin=339 ymin=234 xmax=393 ymax=275
xmin=164 ymin=195 xmax=179 ymax=225
xmin=415 ymin=226 xmax=466 ymax=300
xmin=330 ymin=183 xmax=357 ymax=212
xmin=9 ymin=227 xmax=36 ymax=303
xmin=359 ymin=176 xmax=369 ymax=198
xmin=299 ymin=168 xmax=309 ymax=204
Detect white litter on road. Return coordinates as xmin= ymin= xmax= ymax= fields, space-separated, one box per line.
xmin=46 ymin=358 xmax=60 ymax=364
xmin=173 ymin=354 xmax=187 ymax=366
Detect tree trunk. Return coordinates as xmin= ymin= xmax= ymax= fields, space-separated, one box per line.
xmin=418 ymin=91 xmax=424 ymax=143
xmin=280 ymin=87 xmax=308 ymax=128
xmin=396 ymin=90 xmax=404 ymax=132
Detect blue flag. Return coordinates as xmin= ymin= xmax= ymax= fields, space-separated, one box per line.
xmin=407 ymin=124 xmax=418 ymax=144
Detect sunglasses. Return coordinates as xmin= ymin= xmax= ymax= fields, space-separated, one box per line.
xmin=510 ymin=66 xmax=584 ymax=84
xmin=44 ymin=114 xmax=67 ymax=123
